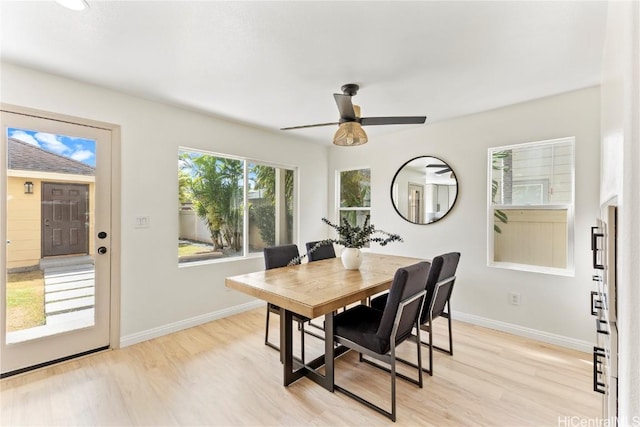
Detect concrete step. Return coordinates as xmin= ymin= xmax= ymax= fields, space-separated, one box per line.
xmin=40 ymin=256 xmax=93 ymax=270
xmin=45 ymin=287 xmax=94 ymax=303
xmin=46 ymin=308 xmax=95 ymax=326
xmin=44 ymin=272 xmax=95 ymax=285
xmin=44 ymin=264 xmax=94 ymax=275
xmin=45 ymin=296 xmax=95 ymax=315
xmin=45 ymin=279 xmax=94 ymax=293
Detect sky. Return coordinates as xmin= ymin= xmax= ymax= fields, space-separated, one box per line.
xmin=8 ymin=127 xmax=96 ymax=167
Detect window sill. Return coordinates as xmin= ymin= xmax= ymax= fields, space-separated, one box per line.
xmin=178 ymin=252 xmax=263 ymax=268
xmin=488 ymin=261 xmax=575 ymax=277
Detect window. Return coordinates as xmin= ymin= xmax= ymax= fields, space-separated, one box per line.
xmin=178 ymin=148 xmax=295 ymax=264
xmin=338 ymin=168 xmax=371 ymax=229
xmin=488 ymin=137 xmax=575 ymax=275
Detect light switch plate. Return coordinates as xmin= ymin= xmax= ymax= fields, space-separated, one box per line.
xmin=135 ymin=216 xmax=150 ymax=228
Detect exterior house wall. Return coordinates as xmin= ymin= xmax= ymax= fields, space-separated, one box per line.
xmin=6 ymin=176 xmax=40 ymax=270
xmin=6 ymin=171 xmax=95 ymax=270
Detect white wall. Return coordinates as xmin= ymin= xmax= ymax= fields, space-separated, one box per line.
xmin=0 ymin=63 xmax=330 ymax=342
xmin=329 ymin=87 xmax=601 ymax=349
xmin=600 ymin=1 xmax=640 ymax=422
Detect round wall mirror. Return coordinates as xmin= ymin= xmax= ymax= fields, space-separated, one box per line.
xmin=391 ymin=156 xmax=458 ymax=224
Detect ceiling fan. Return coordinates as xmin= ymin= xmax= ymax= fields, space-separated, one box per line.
xmin=426 ymin=164 xmax=452 ymax=175
xmin=280 ymin=83 xmax=427 ymax=146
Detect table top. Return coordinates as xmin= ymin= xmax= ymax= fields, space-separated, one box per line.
xmin=225 ymin=252 xmax=425 ymax=318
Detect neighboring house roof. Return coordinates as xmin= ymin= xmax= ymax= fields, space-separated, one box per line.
xmin=8 ymin=138 xmax=95 ymax=176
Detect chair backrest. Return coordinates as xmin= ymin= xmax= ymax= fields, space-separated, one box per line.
xmin=305 ymin=240 xmax=336 ymax=262
xmin=264 ymin=244 xmax=300 ymax=270
xmin=376 ymin=262 xmax=430 ymax=352
xmin=421 ymin=252 xmax=460 ymax=324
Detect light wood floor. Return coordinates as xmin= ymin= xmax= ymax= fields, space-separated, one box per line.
xmin=1 ymin=307 xmax=601 ymax=426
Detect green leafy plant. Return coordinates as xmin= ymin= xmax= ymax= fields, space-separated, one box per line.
xmin=251 ymin=164 xmax=294 ymax=244
xmin=251 ymin=203 xmax=276 ymax=246
xmin=320 ymin=215 xmax=402 ymax=249
xmin=289 ymin=215 xmax=402 ymax=265
xmin=492 ymin=151 xmax=510 ymax=233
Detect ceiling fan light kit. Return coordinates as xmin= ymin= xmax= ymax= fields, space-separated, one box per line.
xmin=280 ymin=83 xmax=427 ymax=146
xmin=333 ymin=122 xmax=368 ymax=146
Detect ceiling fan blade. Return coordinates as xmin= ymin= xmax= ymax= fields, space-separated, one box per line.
xmin=333 ymin=93 xmax=356 ymax=121
xmin=425 ymin=164 xmax=445 ymax=168
xmin=435 ymin=168 xmax=452 ymax=175
xmin=280 ymin=122 xmax=339 ymax=130
xmin=360 ymin=116 xmax=426 ymax=126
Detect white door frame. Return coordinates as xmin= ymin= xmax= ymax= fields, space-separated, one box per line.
xmin=1 ymin=104 xmax=121 ymax=374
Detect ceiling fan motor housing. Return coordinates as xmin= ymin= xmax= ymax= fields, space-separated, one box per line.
xmin=341 ymin=83 xmax=359 ymax=96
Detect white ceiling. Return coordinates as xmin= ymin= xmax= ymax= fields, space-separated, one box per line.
xmin=0 ymin=1 xmax=608 ymax=145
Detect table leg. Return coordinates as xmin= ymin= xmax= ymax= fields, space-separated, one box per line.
xmin=324 ymin=311 xmax=335 ymax=391
xmin=281 ymin=308 xmax=342 ymax=391
xmin=281 ymin=308 xmax=292 ymax=386
xmin=282 ymin=308 xmax=309 ymax=386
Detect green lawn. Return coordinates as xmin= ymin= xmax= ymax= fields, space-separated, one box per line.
xmin=6 ymin=270 xmax=46 ymax=332
xmin=178 ymin=243 xmax=211 ymax=257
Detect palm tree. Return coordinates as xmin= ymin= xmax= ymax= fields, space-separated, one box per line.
xmin=340 ymin=169 xmax=370 ymax=208
xmin=217 ymin=158 xmax=243 ymax=251
xmin=339 ymin=169 xmax=371 ymax=227
xmin=182 ymin=153 xmax=244 ymax=252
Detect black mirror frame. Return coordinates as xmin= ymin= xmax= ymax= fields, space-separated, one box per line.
xmin=390 ymin=155 xmax=459 ymax=225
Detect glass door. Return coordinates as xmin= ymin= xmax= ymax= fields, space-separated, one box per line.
xmin=1 ymin=110 xmax=112 ymax=376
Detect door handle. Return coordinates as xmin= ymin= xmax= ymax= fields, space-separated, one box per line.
xmin=44 ymin=218 xmax=50 ymax=227
xmin=591 ymin=226 xmax=604 ymax=270
xmin=98 ymin=246 xmax=108 ymax=255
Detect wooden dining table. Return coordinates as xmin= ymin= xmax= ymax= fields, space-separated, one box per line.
xmin=225 ymin=252 xmax=424 ymax=391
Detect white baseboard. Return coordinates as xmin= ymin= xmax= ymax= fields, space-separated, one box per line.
xmin=119 ymin=300 xmax=264 ymax=348
xmin=119 ymin=302 xmax=593 ymax=353
xmin=452 ymin=311 xmax=594 ymax=353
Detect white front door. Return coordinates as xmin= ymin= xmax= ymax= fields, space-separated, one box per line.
xmin=1 ymin=108 xmax=116 ymax=376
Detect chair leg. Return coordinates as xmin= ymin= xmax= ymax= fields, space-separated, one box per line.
xmin=300 ymin=322 xmax=305 ymax=364
xmin=415 ymin=322 xmax=433 ymax=375
xmin=266 ymin=308 xmax=309 ymax=365
xmin=428 ymin=321 xmax=434 ymax=376
xmin=447 ymin=302 xmax=453 ymax=356
xmin=429 ymin=313 xmax=453 ymax=355
xmin=265 ymin=306 xmax=284 ymax=365
xmin=390 ymin=352 xmax=397 ymax=422
xmin=415 ymin=320 xmax=424 ymax=387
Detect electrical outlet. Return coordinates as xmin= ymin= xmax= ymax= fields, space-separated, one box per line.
xmin=508 ymin=292 xmax=521 ymax=306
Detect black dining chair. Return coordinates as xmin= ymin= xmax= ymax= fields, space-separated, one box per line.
xmin=305 ymin=240 xmax=336 ymax=262
xmin=263 ymin=244 xmax=309 ymax=362
xmin=371 ymin=252 xmax=460 ymax=375
xmin=332 ymin=261 xmax=430 ymax=422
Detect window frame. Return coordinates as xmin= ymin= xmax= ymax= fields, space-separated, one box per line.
xmin=178 ymin=146 xmax=298 ymax=267
xmin=487 ymin=137 xmax=575 ymax=276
